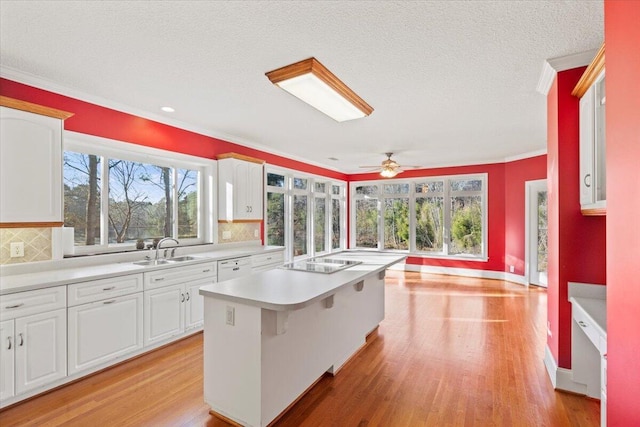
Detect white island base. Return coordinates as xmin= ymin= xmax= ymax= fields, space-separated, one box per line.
xmin=202 ymin=266 xmax=391 ymax=427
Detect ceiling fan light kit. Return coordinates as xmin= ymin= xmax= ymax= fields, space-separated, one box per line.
xmin=265 ymin=57 xmax=373 ymax=122
xmin=380 ymin=166 xmax=400 ymax=178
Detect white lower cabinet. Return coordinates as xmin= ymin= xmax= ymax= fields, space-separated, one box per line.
xmin=14 ymin=309 xmax=67 ymax=396
xmin=0 ymin=320 xmax=15 ymax=401
xmin=68 ymin=293 xmax=143 ymax=375
xmin=185 ymin=279 xmax=208 ymax=330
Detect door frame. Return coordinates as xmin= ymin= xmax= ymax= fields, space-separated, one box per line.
xmin=524 ymin=179 xmax=548 ymax=287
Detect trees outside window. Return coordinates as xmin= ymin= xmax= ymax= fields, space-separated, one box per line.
xmin=63 ymin=145 xmax=203 ymax=251
xmin=351 ymin=174 xmax=487 ymax=258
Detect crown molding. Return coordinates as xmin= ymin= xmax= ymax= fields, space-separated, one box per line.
xmin=536 ymin=48 xmax=599 ymax=96
xmin=503 ymin=148 xmax=547 ymax=163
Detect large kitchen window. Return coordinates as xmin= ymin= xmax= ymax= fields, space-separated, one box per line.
xmin=266 ymin=167 xmax=346 ymax=262
xmin=351 ymin=174 xmax=488 ymax=259
xmin=63 ymin=133 xmax=209 ymax=254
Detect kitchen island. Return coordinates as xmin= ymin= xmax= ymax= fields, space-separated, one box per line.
xmin=199 ymin=252 xmax=405 ymax=427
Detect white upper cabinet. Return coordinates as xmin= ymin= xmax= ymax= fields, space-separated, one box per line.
xmin=574 ymin=45 xmax=606 ymax=215
xmin=218 ymin=154 xmax=264 ymax=221
xmin=0 ymin=98 xmax=72 ymax=224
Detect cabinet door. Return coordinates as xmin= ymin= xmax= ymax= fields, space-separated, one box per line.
xmin=14 ymin=309 xmax=66 ymax=395
xmin=579 ymin=86 xmax=595 ymax=206
xmin=68 ymin=293 xmax=143 ymax=375
xmin=0 ymin=320 xmax=15 ymax=401
xmin=144 ymin=284 xmax=185 ymax=346
xmin=233 ymin=160 xmax=251 ymax=219
xmin=0 ymin=106 xmax=62 ymax=223
xmin=247 ymin=162 xmax=264 ymax=220
xmin=185 ymin=279 xmax=213 ymax=330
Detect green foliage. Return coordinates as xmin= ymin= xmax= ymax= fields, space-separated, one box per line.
xmin=450 ymin=200 xmax=482 ymax=253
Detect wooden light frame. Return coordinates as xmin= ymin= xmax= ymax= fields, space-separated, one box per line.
xmin=265 ymin=58 xmax=373 ymax=121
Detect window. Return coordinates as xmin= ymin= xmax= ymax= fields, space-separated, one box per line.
xmin=63 ymin=134 xmax=209 ymax=253
xmin=266 ymin=167 xmax=345 ymax=261
xmin=351 ymin=174 xmax=487 ymax=259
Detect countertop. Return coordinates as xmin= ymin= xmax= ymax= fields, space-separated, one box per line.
xmin=0 ymin=245 xmax=284 ymax=295
xmin=199 ymin=252 xmax=406 ymax=311
xmin=569 ymin=296 xmax=607 ymax=336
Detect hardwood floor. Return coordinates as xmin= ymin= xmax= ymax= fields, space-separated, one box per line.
xmin=0 ymin=272 xmax=600 ymax=427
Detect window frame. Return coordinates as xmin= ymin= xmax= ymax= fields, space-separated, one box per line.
xmin=350 ymin=173 xmax=488 ymax=260
xmin=64 ymin=131 xmax=212 ymax=255
xmin=265 ymin=165 xmax=346 ymax=262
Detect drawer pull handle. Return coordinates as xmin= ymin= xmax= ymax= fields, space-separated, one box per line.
xmin=578 ymin=320 xmax=587 ymax=328
xmin=266 ymin=257 xmax=272 ymax=260
xmin=584 ymin=174 xmax=591 ymax=188
xmin=5 ymin=303 xmax=24 ymax=309
xmin=233 ymin=267 xmax=240 ymax=271
xmin=18 ymin=333 xmax=23 ymax=347
xmin=103 ymin=286 xmax=116 ymax=291
xmin=186 ymin=292 xmax=190 ymax=301
xmin=155 ymin=278 xmax=165 ymax=282
xmin=181 ymin=293 xmax=185 ymax=303
xmin=103 ymin=300 xmax=116 ymax=305
xmin=202 ymin=269 xmax=211 ymax=273
xmin=7 ymin=336 xmax=11 ymax=350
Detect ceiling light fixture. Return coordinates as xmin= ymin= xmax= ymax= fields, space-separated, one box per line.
xmin=265 ymin=57 xmax=373 ymax=122
xmin=161 ymin=106 xmax=175 ymax=113
xmin=380 ymin=166 xmax=400 ymax=178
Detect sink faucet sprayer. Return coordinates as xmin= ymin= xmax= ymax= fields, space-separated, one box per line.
xmin=155 ymin=238 xmax=179 ymax=261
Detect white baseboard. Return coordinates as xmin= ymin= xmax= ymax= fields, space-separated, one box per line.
xmin=544 ymin=345 xmax=588 ymax=395
xmin=395 ymin=263 xmax=528 ymax=285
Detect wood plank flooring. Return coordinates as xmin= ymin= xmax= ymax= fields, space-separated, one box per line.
xmin=0 ymin=272 xmax=600 ymax=426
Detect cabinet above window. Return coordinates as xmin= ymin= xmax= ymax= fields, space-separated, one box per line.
xmin=217 ymin=153 xmax=265 ymax=222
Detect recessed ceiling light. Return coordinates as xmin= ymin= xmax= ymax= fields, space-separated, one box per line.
xmin=161 ymin=106 xmax=175 ymax=113
xmin=265 ymin=58 xmax=373 ymax=122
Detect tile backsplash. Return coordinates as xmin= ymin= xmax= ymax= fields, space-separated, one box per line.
xmin=218 ymin=222 xmax=261 ymax=243
xmin=0 ymin=227 xmax=52 ymax=264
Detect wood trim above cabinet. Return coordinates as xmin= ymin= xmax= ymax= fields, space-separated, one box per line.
xmin=216 ymin=152 xmax=265 ymax=164
xmin=0 ymin=96 xmax=74 ymax=120
xmin=0 ymin=221 xmax=64 ymax=229
xmin=572 ymin=43 xmax=605 ymax=98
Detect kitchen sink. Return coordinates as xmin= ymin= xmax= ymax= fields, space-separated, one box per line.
xmin=167 ymin=255 xmax=199 ymax=262
xmin=133 ymin=259 xmax=172 ymax=266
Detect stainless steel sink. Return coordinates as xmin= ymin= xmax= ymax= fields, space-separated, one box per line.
xmin=133 ymin=259 xmax=172 ymax=266
xmin=167 ymin=255 xmax=199 ymax=262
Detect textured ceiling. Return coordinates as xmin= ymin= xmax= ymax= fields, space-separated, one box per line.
xmin=0 ymin=1 xmax=603 ymax=173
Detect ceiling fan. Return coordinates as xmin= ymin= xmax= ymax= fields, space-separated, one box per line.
xmin=359 ymin=152 xmax=420 ymax=178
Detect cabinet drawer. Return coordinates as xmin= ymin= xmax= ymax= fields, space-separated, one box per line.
xmin=144 ymin=263 xmax=216 ymax=290
xmin=251 ymin=251 xmax=284 ymax=268
xmin=0 ymin=286 xmax=66 ymax=321
xmin=573 ymin=304 xmax=600 ymax=349
xmin=68 ymin=274 xmax=143 ymax=307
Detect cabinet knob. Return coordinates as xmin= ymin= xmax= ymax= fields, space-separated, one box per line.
xmin=181 ymin=293 xmax=185 ymax=303
xmin=18 ymin=333 xmax=24 ymax=347
xmin=7 ymin=336 xmax=11 ymax=350
xmin=186 ymin=292 xmax=190 ymax=301
xmin=584 ymin=174 xmax=591 ymax=188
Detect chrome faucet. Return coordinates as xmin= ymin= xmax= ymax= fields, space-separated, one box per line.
xmin=156 ymin=237 xmax=179 ymax=261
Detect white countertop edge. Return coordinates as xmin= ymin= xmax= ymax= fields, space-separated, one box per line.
xmin=0 ymin=245 xmax=285 ymax=295
xmin=569 ymin=296 xmax=607 ymax=336
xmin=199 ymin=256 xmax=405 ymax=311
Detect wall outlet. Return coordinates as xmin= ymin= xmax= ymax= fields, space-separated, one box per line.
xmin=222 ymin=231 xmax=231 ymax=240
xmin=10 ymin=242 xmax=24 ymax=258
xmin=225 ymin=306 xmax=235 ymax=326
xmin=254 ymin=229 xmax=259 ymax=238
xmin=509 ymin=265 xmax=515 ymax=273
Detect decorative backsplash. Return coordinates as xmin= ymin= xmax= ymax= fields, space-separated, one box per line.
xmin=0 ymin=227 xmax=52 ymax=265
xmin=217 ymin=222 xmax=261 ymax=243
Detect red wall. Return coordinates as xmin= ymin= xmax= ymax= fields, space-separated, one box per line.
xmin=546 ymin=69 xmax=607 ymax=369
xmin=0 ymin=78 xmax=348 ymax=182
xmin=504 ymin=155 xmax=547 ymax=275
xmin=351 ymin=163 xmax=507 ymax=273
xmin=604 ymin=0 xmax=640 ymax=424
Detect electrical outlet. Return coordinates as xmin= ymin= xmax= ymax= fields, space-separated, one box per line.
xmin=509 ymin=265 xmax=515 ymax=273
xmin=254 ymin=229 xmax=259 ymax=238
xmin=226 ymin=306 xmax=235 ymax=326
xmin=222 ymin=231 xmax=231 ymax=240
xmin=10 ymin=242 xmax=24 ymax=258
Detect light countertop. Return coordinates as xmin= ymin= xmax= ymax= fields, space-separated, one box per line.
xmin=570 ymin=296 xmax=607 ymax=336
xmin=199 ymin=252 xmax=406 ymax=311
xmin=0 ymin=245 xmax=284 ymax=295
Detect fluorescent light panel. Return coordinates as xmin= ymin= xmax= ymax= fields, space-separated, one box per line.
xmin=266 ymin=58 xmax=373 ymax=122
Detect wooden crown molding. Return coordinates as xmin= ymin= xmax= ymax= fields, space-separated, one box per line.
xmin=265 ymin=57 xmax=374 ymax=116
xmin=572 ymin=43 xmax=605 ymax=98
xmin=217 ymin=152 xmax=265 ymax=164
xmin=0 ymin=96 xmax=74 ymax=120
